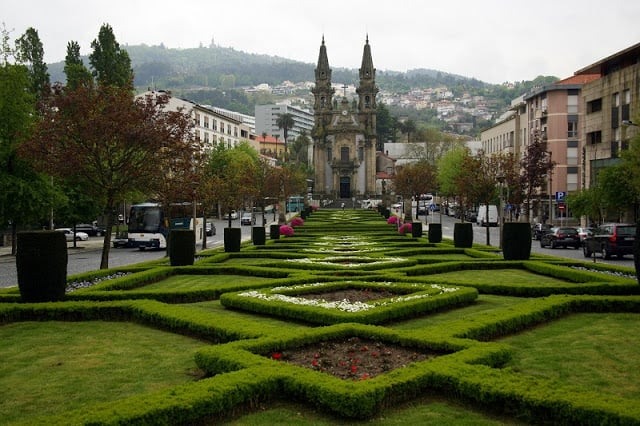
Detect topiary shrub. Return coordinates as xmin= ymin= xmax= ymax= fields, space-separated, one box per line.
xmin=383 ymin=208 xmax=390 ymax=219
xmin=398 ymin=222 xmax=412 ymax=236
xmin=454 ymin=222 xmax=473 ymax=248
xmin=252 ymin=226 xmax=266 ymax=245
xmin=17 ymin=231 xmax=68 ymax=302
xmin=270 ymin=224 xmax=280 ymax=240
xmin=411 ymin=221 xmax=422 ymax=238
xmin=502 ymin=222 xmax=532 ymax=260
xmin=224 ymin=227 xmax=242 ymax=252
xmin=290 ymin=217 xmax=304 ymax=227
xmin=428 ymin=223 xmax=442 ymax=243
xmin=168 ymin=229 xmax=195 ymax=266
xmin=387 ymin=216 xmax=399 ymax=225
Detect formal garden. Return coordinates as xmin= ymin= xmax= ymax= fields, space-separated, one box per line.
xmin=1 ymin=208 xmax=640 ymax=425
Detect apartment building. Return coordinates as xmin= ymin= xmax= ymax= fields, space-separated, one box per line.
xmin=255 ymin=104 xmax=314 ymax=143
xmin=575 ymin=43 xmax=640 ymax=191
xmin=481 ymin=96 xmax=527 ymax=157
xmin=138 ymin=91 xmax=252 ymax=150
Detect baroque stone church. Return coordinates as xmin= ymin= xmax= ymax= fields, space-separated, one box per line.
xmin=312 ymin=36 xmax=378 ymax=199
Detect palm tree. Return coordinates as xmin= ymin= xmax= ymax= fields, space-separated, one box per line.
xmin=276 ymin=113 xmax=295 ymax=160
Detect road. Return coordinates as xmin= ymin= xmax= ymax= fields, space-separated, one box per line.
xmin=0 ymin=215 xmax=272 ymax=289
xmin=0 ymin=212 xmax=635 ymax=289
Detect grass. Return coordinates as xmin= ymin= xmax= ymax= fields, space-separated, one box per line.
xmin=136 ymin=274 xmax=273 ymax=291
xmin=499 ymin=312 xmax=640 ymax=400
xmin=425 ymin=268 xmax=571 ymax=286
xmin=0 ymin=321 xmax=206 ymax=423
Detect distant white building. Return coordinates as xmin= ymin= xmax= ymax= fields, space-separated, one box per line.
xmin=254 ymin=104 xmax=314 ymax=142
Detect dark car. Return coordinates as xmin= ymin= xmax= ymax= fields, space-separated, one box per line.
xmin=532 ymin=223 xmax=552 ymax=241
xmin=206 ymin=222 xmax=216 ymax=236
xmin=583 ymin=223 xmax=636 ymax=259
xmin=74 ymin=223 xmax=106 ymax=236
xmin=540 ymin=226 xmax=581 ymax=249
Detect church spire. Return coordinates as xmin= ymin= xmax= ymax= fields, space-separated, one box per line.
xmin=359 ymin=34 xmax=375 ymax=81
xmin=312 ymin=36 xmax=334 ymax=113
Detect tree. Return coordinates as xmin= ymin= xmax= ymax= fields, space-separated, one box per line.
xmin=520 ymin=130 xmax=554 ymax=222
xmin=20 ymin=85 xmax=195 ymax=269
xmin=400 ymin=119 xmax=416 ymax=143
xmin=276 ymin=113 xmax=295 ymax=160
xmin=598 ymin=163 xmax=638 ymax=222
xmin=437 ymin=146 xmax=472 ymax=220
xmin=63 ymin=41 xmax=92 ymax=89
xmin=463 ymin=152 xmax=500 ymax=245
xmin=289 ymin=130 xmax=310 ymax=166
xmin=205 ymin=142 xmax=259 ymax=227
xmin=392 ymin=160 xmax=436 ymax=221
xmin=15 ymin=27 xmax=49 ymax=100
xmin=566 ymin=188 xmax=603 ymax=226
xmin=89 ymin=23 xmax=133 ymax=88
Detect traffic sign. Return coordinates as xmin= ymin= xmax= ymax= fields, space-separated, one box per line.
xmin=555 ymin=191 xmax=566 ymax=202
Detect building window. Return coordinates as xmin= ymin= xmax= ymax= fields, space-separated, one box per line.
xmin=588 ymin=131 xmax=602 ymax=144
xmin=567 ymin=171 xmax=578 ymax=191
xmin=341 ymin=147 xmax=349 ymax=162
xmin=327 ymin=148 xmax=332 ymax=162
xmin=567 ymin=147 xmax=578 ymax=166
xmin=204 ymin=116 xmax=209 ymax=129
xmin=204 ymin=133 xmax=209 ymax=143
xmin=234 ymin=127 xmax=238 ymax=137
xmin=227 ymin=124 xmax=231 ymax=135
xmin=567 ymin=94 xmax=578 ymax=114
xmin=567 ymin=121 xmax=578 ymax=139
xmin=213 ymin=119 xmax=217 ymax=131
xmin=194 ymin=113 xmax=201 ymax=126
xmin=587 ymin=98 xmax=602 ymax=113
xmin=622 ymin=89 xmax=631 ymax=121
xmin=358 ymin=147 xmax=364 ymax=161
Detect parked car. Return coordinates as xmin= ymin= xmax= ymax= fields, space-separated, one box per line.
xmin=74 ymin=223 xmax=106 ymax=236
xmin=206 ymin=222 xmax=216 ymax=236
xmin=539 ymin=226 xmax=580 ymax=249
xmin=583 ymin=223 xmax=636 ymax=259
xmin=576 ymin=227 xmax=594 ymax=244
xmin=532 ymin=223 xmax=552 ymax=241
xmin=240 ymin=212 xmax=256 ymax=226
xmin=223 ymin=210 xmax=238 ymax=220
xmin=56 ymin=228 xmax=89 ymax=241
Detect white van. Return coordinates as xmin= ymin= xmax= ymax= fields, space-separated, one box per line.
xmin=477 ymin=204 xmax=498 ymax=226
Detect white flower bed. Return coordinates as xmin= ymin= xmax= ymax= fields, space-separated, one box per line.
xmin=237 ymin=284 xmax=459 ymax=313
xmin=286 ymin=256 xmax=408 ymax=267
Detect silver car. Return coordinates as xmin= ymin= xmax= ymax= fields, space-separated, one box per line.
xmin=56 ymin=228 xmax=89 ymax=241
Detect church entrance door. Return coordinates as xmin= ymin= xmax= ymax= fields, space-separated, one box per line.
xmin=339 ymin=177 xmax=351 ymax=198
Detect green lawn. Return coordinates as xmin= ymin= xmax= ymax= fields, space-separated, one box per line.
xmin=0 ymin=321 xmax=206 ymax=423
xmin=425 ymin=268 xmax=571 ymax=286
xmin=499 ymin=312 xmax=640 ymax=400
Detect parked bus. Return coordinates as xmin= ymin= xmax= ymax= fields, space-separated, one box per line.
xmin=127 ymin=202 xmax=203 ymax=250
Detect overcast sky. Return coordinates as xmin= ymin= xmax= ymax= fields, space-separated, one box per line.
xmin=4 ymin=0 xmax=640 ymax=84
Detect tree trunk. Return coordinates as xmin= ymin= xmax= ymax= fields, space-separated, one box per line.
xmin=99 ymin=205 xmax=115 ymax=269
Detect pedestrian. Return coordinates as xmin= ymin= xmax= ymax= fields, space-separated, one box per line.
xmin=341 ymin=202 xmax=345 ymax=210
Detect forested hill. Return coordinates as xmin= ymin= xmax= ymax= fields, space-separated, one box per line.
xmin=47 ymin=43 xmax=557 ymax=121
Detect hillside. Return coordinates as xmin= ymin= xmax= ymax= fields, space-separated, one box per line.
xmin=47 ymin=43 xmax=558 ymax=132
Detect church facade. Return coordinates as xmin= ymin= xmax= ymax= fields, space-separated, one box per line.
xmin=311 ymin=37 xmax=378 ymax=199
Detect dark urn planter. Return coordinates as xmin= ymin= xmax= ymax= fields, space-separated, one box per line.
xmin=17 ymin=231 xmax=68 ymax=302
xmin=634 ymin=221 xmax=640 ymax=284
xmin=428 ymin=223 xmax=442 ymax=243
xmin=168 ymin=229 xmax=195 ymax=266
xmin=411 ymin=222 xmax=423 ymax=238
xmin=252 ymin=226 xmax=266 ymax=245
xmin=383 ymin=208 xmax=390 ymax=219
xmin=502 ymin=222 xmax=532 ymax=260
xmin=269 ymin=224 xmax=280 ymax=240
xmin=224 ymin=227 xmax=242 ymax=252
xmin=453 ymin=222 xmax=473 ymax=248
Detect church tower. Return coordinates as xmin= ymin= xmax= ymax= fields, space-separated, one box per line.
xmin=312 ymin=37 xmax=378 ymax=200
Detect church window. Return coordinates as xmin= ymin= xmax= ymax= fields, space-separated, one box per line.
xmin=321 ymin=96 xmax=325 ymax=107
xmin=358 ymin=147 xmax=364 ymax=161
xmin=327 ymin=147 xmax=332 ymax=161
xmin=365 ymin=96 xmax=370 ymax=108
xmin=341 ymin=147 xmax=349 ymax=162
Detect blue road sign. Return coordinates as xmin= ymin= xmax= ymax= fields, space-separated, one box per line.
xmin=555 ymin=191 xmax=566 ymax=202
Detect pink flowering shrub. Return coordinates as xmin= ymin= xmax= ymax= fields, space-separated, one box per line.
xmin=279 ymin=225 xmax=295 ymax=237
xmin=290 ymin=217 xmax=304 ymax=227
xmin=311 ymin=205 xmax=319 ymax=211
xmin=398 ymin=222 xmax=412 ymax=235
xmin=387 ymin=216 xmax=399 ymax=225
